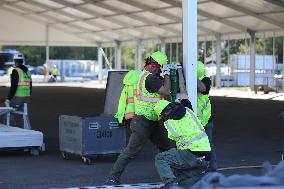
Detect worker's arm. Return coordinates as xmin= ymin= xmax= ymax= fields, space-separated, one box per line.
xmin=157 ymin=75 xmax=171 ymax=96
xmin=145 ymin=74 xmax=171 ymax=97
xmin=197 ymin=79 xmax=206 ymax=93
xmin=30 ymin=79 xmax=32 ymax=95
xmin=7 ymin=69 xmax=19 ymax=100
xmin=177 ymin=68 xmax=188 ymax=100
xmin=177 ymin=68 xmax=194 ymax=111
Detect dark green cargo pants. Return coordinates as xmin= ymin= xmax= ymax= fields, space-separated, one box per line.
xmin=109 ymin=115 xmax=172 ymax=181
xmin=155 ymin=148 xmax=208 ymax=188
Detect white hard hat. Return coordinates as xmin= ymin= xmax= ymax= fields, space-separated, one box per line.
xmin=53 ymin=65 xmax=57 ymax=67
xmin=13 ymin=53 xmax=24 ymax=60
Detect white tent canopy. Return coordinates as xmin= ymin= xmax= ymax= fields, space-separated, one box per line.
xmin=1 ymin=0 xmax=284 ymax=46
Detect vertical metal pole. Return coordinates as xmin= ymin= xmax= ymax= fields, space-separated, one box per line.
xmin=244 ymin=36 xmax=247 ymax=76
xmin=176 ymin=42 xmax=179 ymax=63
xmin=249 ymin=30 xmax=256 ymax=90
xmin=123 ymin=46 xmax=127 ymax=69
xmin=105 ymin=47 xmax=108 ymax=69
xmin=45 ymin=25 xmax=50 ymax=81
xmin=216 ymin=34 xmax=221 ymax=88
xmin=7 ymin=111 xmax=10 ymax=127
xmin=273 ymin=33 xmax=276 ymax=89
xmin=204 ymin=40 xmax=207 ymax=64
xmin=98 ymin=44 xmax=103 ymax=82
xmin=23 ymin=103 xmax=31 ymax=130
xmin=182 ymin=0 xmax=197 ymax=112
xmin=283 ymin=36 xmax=284 ymax=91
xmin=115 ymin=41 xmax=122 ymax=70
xmin=60 ymin=60 xmax=65 ymax=82
xmin=170 ymin=43 xmax=172 ymax=63
xmin=137 ymin=40 xmax=143 ymax=71
xmin=264 ymin=33 xmax=267 ymax=86
xmin=227 ymin=37 xmax=230 ymax=85
xmin=161 ymin=39 xmax=166 ymax=53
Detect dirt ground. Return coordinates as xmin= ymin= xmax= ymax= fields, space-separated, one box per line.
xmin=0 ymin=86 xmax=283 ymax=189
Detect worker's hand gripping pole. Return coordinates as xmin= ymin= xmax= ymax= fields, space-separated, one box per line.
xmin=170 ymin=68 xmax=178 ymax=103
xmin=169 ymin=63 xmax=183 ymax=103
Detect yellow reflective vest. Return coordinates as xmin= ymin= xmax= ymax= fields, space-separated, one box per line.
xmin=115 ymin=70 xmax=140 ymax=124
xmin=164 ymin=108 xmax=211 ymax=152
xmin=135 ymin=71 xmax=162 ymax=121
xmin=197 ymin=75 xmax=212 ymax=126
xmin=52 ymin=67 xmax=58 ymax=76
xmin=14 ymin=67 xmax=31 ymax=97
xmin=197 ymin=94 xmax=212 ymax=126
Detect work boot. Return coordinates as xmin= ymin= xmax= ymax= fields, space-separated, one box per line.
xmin=104 ymin=178 xmax=120 ymax=185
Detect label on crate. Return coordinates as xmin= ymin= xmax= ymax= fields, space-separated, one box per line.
xmin=96 ymin=130 xmax=112 ymax=139
xmin=109 ymin=121 xmax=119 ymax=129
xmin=89 ymin=122 xmax=101 ymax=130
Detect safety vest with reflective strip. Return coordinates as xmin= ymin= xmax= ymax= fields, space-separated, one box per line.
xmin=197 ymin=94 xmax=212 ymax=126
xmin=14 ymin=67 xmax=31 ymax=97
xmin=124 ymin=87 xmax=137 ymax=120
xmin=164 ymin=108 xmax=211 ymax=151
xmin=115 ymin=70 xmax=140 ymax=124
xmin=52 ymin=67 xmax=58 ymax=76
xmin=135 ymin=71 xmax=162 ymax=121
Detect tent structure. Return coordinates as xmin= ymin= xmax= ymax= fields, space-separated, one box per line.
xmin=1 ymin=0 xmax=284 ymax=109
xmin=1 ymin=0 xmax=284 ymax=45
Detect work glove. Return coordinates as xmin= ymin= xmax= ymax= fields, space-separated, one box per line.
xmin=174 ymin=93 xmax=181 ymax=103
xmin=170 ymin=62 xmax=183 ymax=70
xmin=161 ymin=64 xmax=171 ymax=76
xmin=4 ymin=99 xmax=10 ymax=107
xmin=175 ymin=63 xmax=183 ymax=69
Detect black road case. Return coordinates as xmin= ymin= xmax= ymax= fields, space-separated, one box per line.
xmin=59 ymin=71 xmax=128 ymax=164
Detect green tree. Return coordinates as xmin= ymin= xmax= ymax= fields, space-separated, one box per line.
xmin=122 ymin=43 xmax=137 ymax=69
xmin=1 ymin=46 xmax=45 ymax=66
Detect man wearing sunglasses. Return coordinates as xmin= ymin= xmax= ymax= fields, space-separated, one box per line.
xmin=153 ymin=67 xmax=211 ymax=189
xmin=106 ymin=51 xmax=173 ymax=185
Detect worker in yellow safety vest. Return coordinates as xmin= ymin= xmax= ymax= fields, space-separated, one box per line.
xmin=115 ymin=70 xmax=140 ymax=125
xmin=196 ymin=60 xmax=217 ymax=171
xmin=106 ymin=51 xmax=173 ymax=185
xmin=154 ymin=67 xmax=211 ymax=189
xmin=52 ymin=65 xmax=58 ymax=81
xmin=4 ymin=53 xmax=32 ymax=127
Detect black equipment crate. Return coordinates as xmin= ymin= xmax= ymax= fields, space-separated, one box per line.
xmin=59 ymin=71 xmax=128 ymax=164
xmin=59 ymin=115 xmax=126 ymax=163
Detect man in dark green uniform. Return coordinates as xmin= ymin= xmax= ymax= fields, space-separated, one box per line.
xmin=105 ymin=51 xmax=173 ymax=184
xmin=154 ymin=67 xmax=211 ymax=188
xmin=197 ymin=61 xmax=217 ymax=171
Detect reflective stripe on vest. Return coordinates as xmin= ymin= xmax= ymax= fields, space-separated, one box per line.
xmin=125 ymin=112 xmax=134 ymax=119
xmin=187 ymin=109 xmax=205 ymax=132
xmin=14 ymin=68 xmax=31 ymax=97
xmin=197 ymin=98 xmax=209 ymax=117
xmin=18 ymin=80 xmax=30 ymax=86
xmin=127 ymin=97 xmax=134 ymax=103
xmin=136 ymin=72 xmax=161 ymax=103
xmin=165 ymin=109 xmax=206 ymax=148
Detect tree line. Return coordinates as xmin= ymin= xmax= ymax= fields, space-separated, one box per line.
xmin=1 ymin=36 xmax=283 ymax=68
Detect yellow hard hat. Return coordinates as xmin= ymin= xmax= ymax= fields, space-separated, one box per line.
xmin=150 ymin=51 xmax=168 ymax=66
xmin=197 ymin=61 xmax=205 ymax=80
xmin=154 ymin=100 xmax=171 ymax=117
